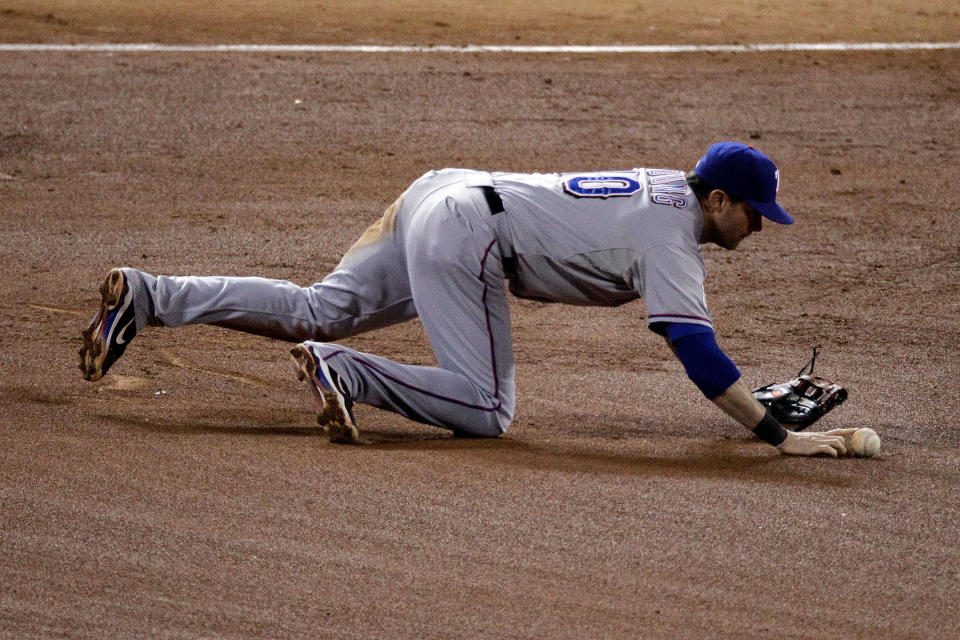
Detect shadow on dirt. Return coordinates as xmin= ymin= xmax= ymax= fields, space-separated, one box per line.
xmin=102 ymin=416 xmax=857 ymax=487
xmin=371 ymin=435 xmax=857 ymax=487
xmin=99 ymin=413 xmax=322 ymax=437
xmin=95 ymin=410 xmax=858 ymax=487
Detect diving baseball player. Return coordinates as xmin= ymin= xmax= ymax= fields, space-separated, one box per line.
xmin=79 ymin=142 xmax=853 ymax=456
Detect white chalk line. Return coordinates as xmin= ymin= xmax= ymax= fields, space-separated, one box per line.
xmin=0 ymin=42 xmax=958 ymax=53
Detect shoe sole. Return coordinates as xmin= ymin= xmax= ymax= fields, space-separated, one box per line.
xmin=78 ymin=269 xmax=128 ymax=382
xmin=290 ymin=344 xmax=362 ymax=444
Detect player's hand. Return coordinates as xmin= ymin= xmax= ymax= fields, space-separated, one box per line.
xmin=819 ymin=428 xmax=858 ymax=438
xmin=776 ymin=430 xmax=849 ymax=457
xmin=818 ymin=428 xmax=860 ymax=456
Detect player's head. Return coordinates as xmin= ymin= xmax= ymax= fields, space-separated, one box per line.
xmin=693 ymin=142 xmax=793 ymax=225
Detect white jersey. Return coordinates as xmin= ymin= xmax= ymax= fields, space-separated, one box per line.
xmin=488 ymin=168 xmax=712 ymax=331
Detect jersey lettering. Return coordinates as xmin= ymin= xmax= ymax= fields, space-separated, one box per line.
xmin=562 ymin=173 xmax=643 ymax=199
xmin=646 ymin=168 xmax=688 ymax=209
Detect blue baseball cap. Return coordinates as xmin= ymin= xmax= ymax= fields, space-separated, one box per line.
xmin=694 ymin=142 xmax=794 ymax=225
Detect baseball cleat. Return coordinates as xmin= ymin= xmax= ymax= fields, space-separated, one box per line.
xmin=290 ymin=343 xmax=362 ymax=444
xmin=79 ymin=268 xmax=138 ymax=382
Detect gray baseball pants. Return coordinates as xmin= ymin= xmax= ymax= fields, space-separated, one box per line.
xmin=122 ymin=169 xmax=516 ymax=436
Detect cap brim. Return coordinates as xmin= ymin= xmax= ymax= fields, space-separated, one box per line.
xmin=749 ymin=199 xmax=794 ymax=225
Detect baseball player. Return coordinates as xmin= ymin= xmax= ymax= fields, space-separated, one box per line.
xmin=80 ymin=142 xmax=853 ymax=455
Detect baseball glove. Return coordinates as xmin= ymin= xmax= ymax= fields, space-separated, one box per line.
xmin=752 ymin=348 xmax=848 ymax=431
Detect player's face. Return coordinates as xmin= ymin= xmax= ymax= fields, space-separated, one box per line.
xmin=716 ymin=199 xmax=763 ymax=250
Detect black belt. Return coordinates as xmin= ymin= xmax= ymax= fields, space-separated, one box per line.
xmin=480 ymin=185 xmax=505 ymax=215
xmin=479 ymin=186 xmax=517 ymax=277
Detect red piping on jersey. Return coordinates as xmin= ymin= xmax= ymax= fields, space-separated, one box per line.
xmin=479 ymin=239 xmax=501 ymax=399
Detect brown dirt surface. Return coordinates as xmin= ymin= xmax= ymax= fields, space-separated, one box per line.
xmin=2 ymin=2 xmax=959 ymax=639
xmin=2 ymin=0 xmax=960 ymax=45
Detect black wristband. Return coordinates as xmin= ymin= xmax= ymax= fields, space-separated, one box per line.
xmin=752 ymin=408 xmax=788 ymax=447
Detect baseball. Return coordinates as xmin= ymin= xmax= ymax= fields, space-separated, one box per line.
xmin=850 ymin=428 xmax=881 ymax=457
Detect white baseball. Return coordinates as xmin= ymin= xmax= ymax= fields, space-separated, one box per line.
xmin=850 ymin=428 xmax=881 ymax=457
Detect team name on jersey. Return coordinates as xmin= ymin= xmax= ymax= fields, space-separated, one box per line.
xmin=646 ymin=169 xmax=688 ymax=209
xmin=561 ymin=172 xmax=644 ymax=198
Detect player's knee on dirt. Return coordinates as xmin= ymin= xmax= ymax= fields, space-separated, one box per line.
xmin=452 ymin=406 xmax=512 ymax=438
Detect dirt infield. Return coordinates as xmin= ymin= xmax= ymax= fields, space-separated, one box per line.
xmin=2 ymin=2 xmax=959 ymax=639
xmin=2 ymin=1 xmax=959 ymax=46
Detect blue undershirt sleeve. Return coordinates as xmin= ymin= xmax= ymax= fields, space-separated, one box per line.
xmin=665 ymin=323 xmax=741 ymax=399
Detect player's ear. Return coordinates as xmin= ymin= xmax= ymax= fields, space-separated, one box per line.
xmin=707 ymin=189 xmax=726 ymax=213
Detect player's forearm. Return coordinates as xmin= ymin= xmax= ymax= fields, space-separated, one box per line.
xmin=663 ymin=325 xmax=787 ymax=446
xmin=712 ymin=379 xmax=793 ymax=447
xmin=710 ymin=378 xmax=766 ymax=430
